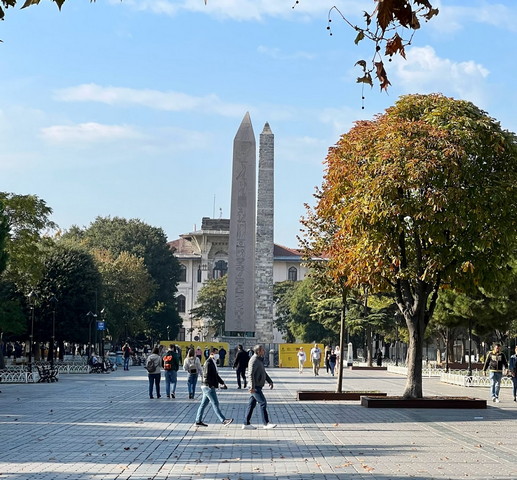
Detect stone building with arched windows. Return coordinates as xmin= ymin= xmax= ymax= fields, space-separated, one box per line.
xmin=168 ymin=217 xmax=308 ymax=342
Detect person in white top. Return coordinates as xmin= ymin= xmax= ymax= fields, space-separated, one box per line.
xmin=297 ymin=347 xmax=306 ymax=374
xmin=310 ymin=343 xmax=322 ymax=376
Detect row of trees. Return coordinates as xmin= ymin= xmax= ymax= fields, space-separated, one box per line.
xmin=0 ymin=195 xmax=183 ymax=357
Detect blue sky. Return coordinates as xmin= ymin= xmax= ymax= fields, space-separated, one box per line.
xmin=1 ymin=0 xmax=516 ymax=247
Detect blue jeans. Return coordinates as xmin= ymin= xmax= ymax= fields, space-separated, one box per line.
xmin=148 ymin=373 xmax=161 ymax=398
xmin=164 ymin=370 xmax=178 ymax=396
xmin=123 ymin=357 xmax=130 ymax=370
xmin=489 ymin=371 xmax=502 ymax=398
xmin=196 ymin=386 xmax=225 ymax=423
xmin=187 ymin=373 xmax=198 ymax=396
xmin=244 ymin=386 xmax=270 ymax=426
xmin=329 ymin=361 xmax=336 ymax=375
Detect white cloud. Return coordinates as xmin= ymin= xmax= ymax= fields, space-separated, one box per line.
xmin=112 ymin=0 xmax=367 ymax=22
xmin=40 ymin=122 xmax=143 ymax=145
xmin=391 ymin=46 xmax=490 ymax=106
xmin=432 ymin=1 xmax=517 ymax=34
xmin=54 ymin=84 xmax=247 ymax=117
xmin=257 ymin=45 xmax=315 ymax=60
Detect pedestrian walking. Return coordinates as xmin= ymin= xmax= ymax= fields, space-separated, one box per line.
xmin=195 ymin=346 xmax=203 ymax=361
xmin=195 ymin=347 xmax=233 ymax=427
xmin=162 ymin=345 xmax=180 ymax=398
xmin=297 ymin=347 xmax=306 ymax=374
xmin=376 ymin=350 xmax=383 ymax=367
xmin=242 ymin=344 xmax=276 ymax=430
xmin=145 ymin=347 xmax=161 ymax=399
xmin=233 ymin=344 xmax=249 ymax=388
xmin=310 ymin=343 xmax=322 ymax=376
xmin=482 ymin=343 xmax=508 ymax=402
xmin=184 ymin=348 xmax=202 ymax=399
xmin=509 ymin=345 xmax=517 ymax=402
xmin=329 ymin=350 xmax=337 ymax=376
xmin=122 ymin=343 xmax=131 ymax=370
xmin=324 ymin=346 xmax=331 ymax=374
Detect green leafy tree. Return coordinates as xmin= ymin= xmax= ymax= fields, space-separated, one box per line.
xmin=0 ymin=192 xmax=56 ymax=290
xmin=35 ymin=241 xmax=103 ymax=346
xmin=273 ymin=281 xmax=298 ymax=343
xmin=0 ymin=202 xmax=8 ymax=276
xmin=273 ymin=277 xmax=337 ymax=344
xmin=303 ymin=93 xmax=517 ymax=398
xmin=93 ymin=249 xmax=156 ymax=345
xmin=64 ymin=216 xmax=182 ymax=340
xmin=191 ymin=275 xmax=227 ymax=338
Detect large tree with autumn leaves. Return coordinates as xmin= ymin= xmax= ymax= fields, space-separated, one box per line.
xmin=302 ymin=94 xmax=517 ymax=398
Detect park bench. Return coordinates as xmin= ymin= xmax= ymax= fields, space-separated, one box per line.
xmin=35 ymin=364 xmax=59 ymax=383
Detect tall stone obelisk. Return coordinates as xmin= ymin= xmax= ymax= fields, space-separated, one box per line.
xmin=255 ymin=123 xmax=275 ymax=342
xmin=225 ymin=112 xmax=256 ymax=334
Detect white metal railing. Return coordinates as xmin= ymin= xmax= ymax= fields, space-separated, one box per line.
xmin=441 ymin=371 xmax=513 ymax=388
xmin=0 ymin=369 xmax=34 ymax=383
xmin=0 ymin=362 xmax=90 ymax=383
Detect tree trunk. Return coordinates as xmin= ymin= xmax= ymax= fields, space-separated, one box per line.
xmin=402 ymin=316 xmax=425 ymax=398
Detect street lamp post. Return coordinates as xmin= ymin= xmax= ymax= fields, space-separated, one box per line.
xmin=445 ymin=327 xmax=450 ymax=373
xmin=99 ymin=308 xmax=106 ymax=358
xmin=86 ymin=311 xmax=97 ymax=358
xmin=27 ymin=290 xmax=38 ymax=373
xmin=467 ymin=319 xmax=473 ymax=378
xmin=49 ymin=294 xmax=58 ymax=368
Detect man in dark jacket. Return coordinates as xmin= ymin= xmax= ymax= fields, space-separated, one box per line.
xmin=195 ymin=347 xmax=233 ymax=427
xmin=483 ymin=343 xmax=508 ymax=402
xmin=233 ymin=344 xmax=249 ymax=389
xmin=243 ymin=345 xmax=276 ymax=430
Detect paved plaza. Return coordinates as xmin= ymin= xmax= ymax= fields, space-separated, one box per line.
xmin=1 ymin=365 xmax=516 ymax=480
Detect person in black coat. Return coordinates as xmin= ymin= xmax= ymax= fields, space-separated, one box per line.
xmin=233 ymin=344 xmax=249 ymax=389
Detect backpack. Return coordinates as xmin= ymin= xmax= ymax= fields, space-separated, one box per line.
xmin=188 ymin=358 xmax=198 ymax=374
xmin=145 ymin=357 xmax=157 ymax=373
xmin=163 ymin=354 xmax=173 ymax=371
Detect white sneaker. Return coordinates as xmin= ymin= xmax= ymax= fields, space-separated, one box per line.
xmin=263 ymin=423 xmax=277 ymax=429
xmin=242 ymin=424 xmax=257 ymax=430
xmin=494 ymin=398 xmax=500 ymax=403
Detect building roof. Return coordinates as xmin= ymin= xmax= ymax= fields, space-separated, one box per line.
xmin=273 ymin=244 xmax=302 ymax=258
xmin=168 ymin=237 xmax=303 ymax=260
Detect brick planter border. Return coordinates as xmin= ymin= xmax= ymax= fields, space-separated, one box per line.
xmin=297 ymin=391 xmax=387 ymax=401
xmin=361 ymin=396 xmax=487 ymax=409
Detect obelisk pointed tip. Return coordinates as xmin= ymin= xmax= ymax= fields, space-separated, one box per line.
xmin=235 ymin=111 xmax=255 ymax=142
xmin=261 ymin=122 xmax=272 ymax=134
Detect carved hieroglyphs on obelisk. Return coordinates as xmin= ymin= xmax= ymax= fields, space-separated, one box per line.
xmin=255 ymin=123 xmax=274 ymax=342
xmin=225 ymin=112 xmax=256 ymax=333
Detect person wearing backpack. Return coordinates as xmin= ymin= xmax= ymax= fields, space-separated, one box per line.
xmin=145 ymin=347 xmax=162 ymax=399
xmin=122 ymin=343 xmax=131 ymax=371
xmin=162 ymin=345 xmax=180 ymax=398
xmin=183 ymin=348 xmax=202 ymax=399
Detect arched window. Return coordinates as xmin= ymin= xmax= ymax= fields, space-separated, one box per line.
xmin=177 ymin=295 xmax=186 ymax=313
xmin=178 ymin=264 xmax=187 ymax=283
xmin=197 ymin=266 xmax=202 ymax=283
xmin=288 ymin=266 xmax=298 ymax=282
xmin=213 ymin=260 xmax=228 ymax=279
